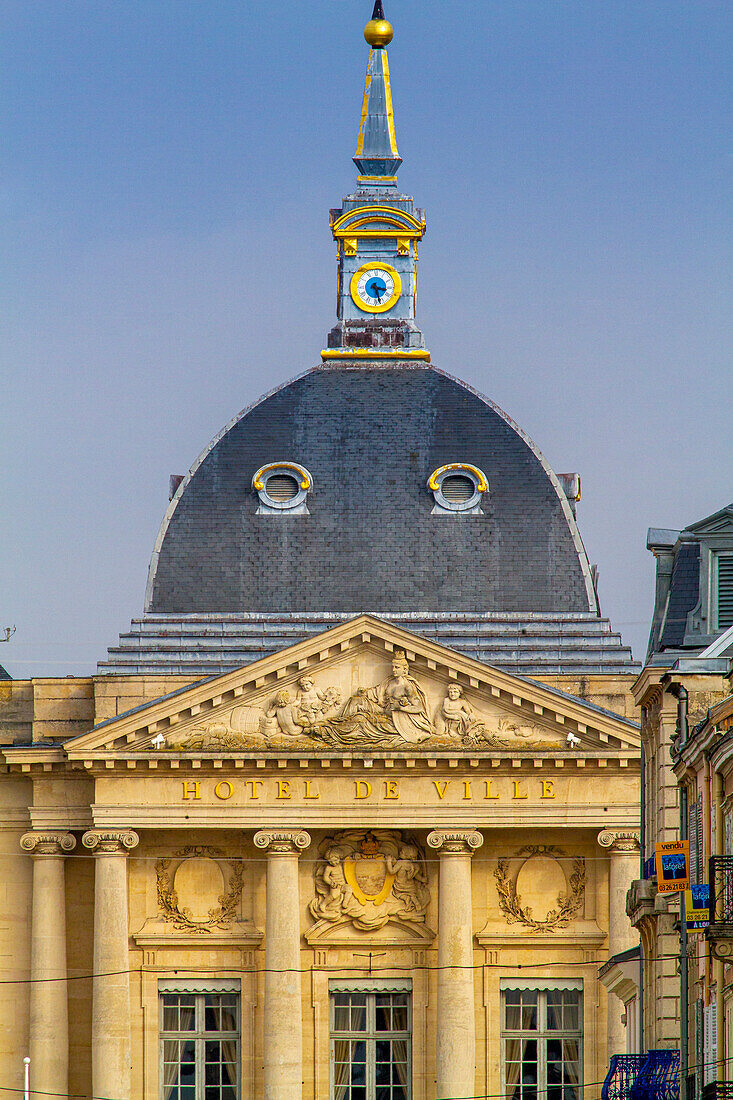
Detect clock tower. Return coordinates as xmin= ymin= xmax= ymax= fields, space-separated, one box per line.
xmin=323 ymin=1 xmax=429 ymax=361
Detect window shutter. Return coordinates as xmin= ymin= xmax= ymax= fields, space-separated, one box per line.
xmin=690 ymin=796 xmax=703 ymax=884
xmin=704 ymin=1000 xmax=717 ymax=1084
xmin=717 ymin=555 xmax=733 ymax=629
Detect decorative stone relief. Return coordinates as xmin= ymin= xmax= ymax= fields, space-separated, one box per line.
xmin=309 ymin=830 xmax=431 ymax=932
xmin=155 ymin=846 xmax=243 ymax=934
xmin=494 ymin=845 xmax=585 ymax=933
xmin=161 ymin=651 xmax=563 ymax=752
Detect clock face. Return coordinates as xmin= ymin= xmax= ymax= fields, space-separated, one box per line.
xmin=350 ymin=263 xmax=401 ymax=313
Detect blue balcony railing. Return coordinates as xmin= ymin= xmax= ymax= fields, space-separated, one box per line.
xmin=602 ymin=1055 xmax=646 ymax=1100
xmin=602 ymin=1051 xmax=680 ymax=1100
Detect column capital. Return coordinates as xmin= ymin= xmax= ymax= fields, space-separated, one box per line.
xmin=427 ymin=828 xmax=483 ymax=855
xmin=254 ymin=828 xmax=311 ymax=854
xmin=597 ymin=829 xmax=640 ymax=853
xmin=82 ymin=829 xmax=139 ymax=854
xmin=20 ymin=831 xmax=76 ymax=856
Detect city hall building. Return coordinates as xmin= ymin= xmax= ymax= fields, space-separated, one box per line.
xmin=0 ymin=6 xmax=643 ymax=1100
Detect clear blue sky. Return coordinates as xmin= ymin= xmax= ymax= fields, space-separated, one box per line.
xmin=2 ymin=0 xmax=731 ymax=675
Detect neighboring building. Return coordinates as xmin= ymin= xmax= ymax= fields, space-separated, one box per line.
xmin=0 ymin=7 xmax=643 ymax=1100
xmin=617 ymin=505 xmax=733 ymax=1099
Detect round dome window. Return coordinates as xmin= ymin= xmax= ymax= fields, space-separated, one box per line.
xmin=440 ymin=474 xmax=476 ymax=505
xmin=264 ymin=473 xmax=300 ymax=503
xmin=427 ymin=464 xmax=488 ymax=515
xmin=252 ymin=463 xmax=313 ymax=514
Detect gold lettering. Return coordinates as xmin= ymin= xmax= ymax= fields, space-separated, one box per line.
xmin=433 ymin=780 xmax=449 ymax=799
xmin=182 ymin=780 xmax=200 ymax=801
xmin=484 ymin=779 xmax=499 ymax=799
xmin=384 ymin=780 xmax=399 ymax=799
xmin=463 ymin=780 xmax=472 ymax=800
xmin=541 ymin=779 xmax=556 ymax=799
xmin=276 ymin=780 xmax=291 ymax=800
xmin=512 ymin=780 xmax=528 ymax=800
xmin=246 ymin=779 xmax=262 ymax=799
xmin=355 ymin=780 xmax=372 ymax=799
xmin=304 ymin=780 xmax=320 ymax=800
xmin=214 ymin=780 xmax=233 ymax=801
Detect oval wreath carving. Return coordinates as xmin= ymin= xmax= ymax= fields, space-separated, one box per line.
xmin=494 ymin=845 xmax=585 ymax=933
xmin=156 ymin=845 xmax=243 ymax=934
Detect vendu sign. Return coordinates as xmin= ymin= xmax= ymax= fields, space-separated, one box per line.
xmin=655 ymin=840 xmax=690 ymax=894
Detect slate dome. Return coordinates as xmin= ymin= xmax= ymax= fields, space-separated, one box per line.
xmin=146 ymin=365 xmax=597 ymax=616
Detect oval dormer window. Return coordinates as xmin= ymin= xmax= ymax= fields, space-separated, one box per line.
xmin=252 ymin=463 xmax=312 ymax=515
xmin=428 ymin=464 xmax=488 ymax=515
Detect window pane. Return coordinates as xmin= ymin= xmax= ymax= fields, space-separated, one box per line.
xmin=334 ymin=1005 xmax=351 ymax=1031
xmin=376 ymin=1040 xmax=392 ymax=1064
xmin=522 ymin=996 xmax=538 ymax=1031
xmin=376 ymin=1059 xmax=391 ymax=1085
xmin=163 ymin=1005 xmax=179 ymax=1032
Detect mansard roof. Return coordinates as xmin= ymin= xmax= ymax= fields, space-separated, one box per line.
xmin=145 ymin=365 xmax=598 ymax=618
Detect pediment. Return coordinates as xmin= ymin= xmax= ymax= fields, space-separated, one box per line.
xmin=65 ymin=616 xmax=639 ymax=758
xmin=686 ymin=504 xmax=733 ymax=537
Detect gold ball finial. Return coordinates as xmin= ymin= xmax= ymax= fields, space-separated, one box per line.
xmin=364 ymin=18 xmax=393 ymax=48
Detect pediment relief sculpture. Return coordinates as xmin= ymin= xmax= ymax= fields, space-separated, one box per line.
xmin=155 ymin=846 xmax=244 ymax=934
xmin=494 ymin=845 xmax=586 ymax=934
xmin=308 ymin=830 xmax=433 ymax=937
xmin=163 ymin=651 xmax=564 ymax=753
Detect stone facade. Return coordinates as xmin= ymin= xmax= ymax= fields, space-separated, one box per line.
xmin=0 ymin=618 xmax=642 ymax=1100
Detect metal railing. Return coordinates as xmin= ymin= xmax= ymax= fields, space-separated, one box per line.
xmin=602 ymin=1055 xmax=647 ymax=1100
xmin=602 ymin=1051 xmax=680 ymax=1100
xmin=709 ymin=857 xmax=733 ymax=926
xmin=701 ymin=1082 xmax=733 ymax=1100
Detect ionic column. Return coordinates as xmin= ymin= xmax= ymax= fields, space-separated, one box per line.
xmin=597 ymin=830 xmax=641 ymax=1057
xmin=20 ymin=831 xmax=76 ymax=1100
xmin=82 ymin=829 xmax=139 ymax=1100
xmin=427 ymin=828 xmax=483 ymax=1100
xmin=254 ymin=829 xmax=311 ymax=1100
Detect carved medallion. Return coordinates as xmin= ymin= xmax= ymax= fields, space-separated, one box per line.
xmin=309 ymin=830 xmax=431 ymax=933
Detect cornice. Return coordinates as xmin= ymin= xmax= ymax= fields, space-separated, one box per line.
xmin=1 ymin=751 xmax=641 ymax=776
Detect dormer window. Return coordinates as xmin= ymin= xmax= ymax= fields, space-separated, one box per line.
xmin=428 ymin=464 xmax=488 ymax=515
xmin=252 ymin=463 xmax=312 ymax=515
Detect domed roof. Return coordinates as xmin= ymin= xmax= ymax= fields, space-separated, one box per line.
xmin=146 ymin=365 xmax=597 ymax=616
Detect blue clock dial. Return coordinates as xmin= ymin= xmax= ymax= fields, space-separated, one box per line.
xmin=365 ymin=276 xmax=387 ymax=302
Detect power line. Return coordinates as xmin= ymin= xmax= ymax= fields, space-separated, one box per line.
xmin=0 ymin=952 xmax=697 ymax=985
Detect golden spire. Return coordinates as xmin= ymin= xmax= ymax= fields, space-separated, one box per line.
xmin=364 ymin=0 xmax=393 ymax=48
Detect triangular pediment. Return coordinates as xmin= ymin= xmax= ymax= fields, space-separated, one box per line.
xmin=686 ymin=504 xmax=733 ymax=537
xmin=65 ymin=616 xmax=639 ymax=758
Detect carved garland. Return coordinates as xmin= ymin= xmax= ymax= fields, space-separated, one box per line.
xmin=494 ymin=845 xmax=585 ymax=933
xmin=156 ymin=846 xmax=243 ymax=934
